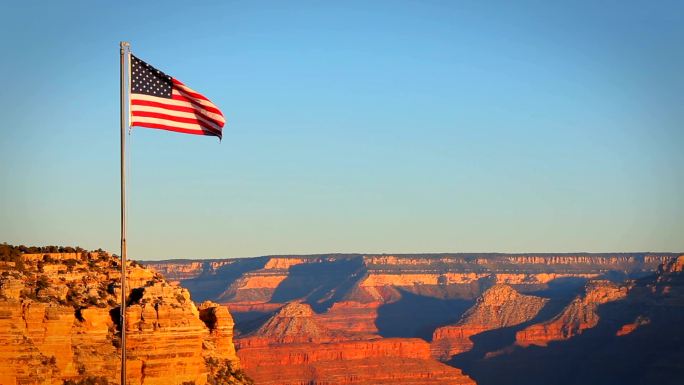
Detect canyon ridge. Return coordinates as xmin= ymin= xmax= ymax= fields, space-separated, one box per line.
xmin=145 ymin=252 xmax=684 ymax=385
xmin=3 ymin=246 xmax=682 ymax=385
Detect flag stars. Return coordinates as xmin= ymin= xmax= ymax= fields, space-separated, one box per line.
xmin=130 ymin=55 xmax=172 ymax=98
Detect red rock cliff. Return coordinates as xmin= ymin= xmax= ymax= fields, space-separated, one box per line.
xmin=0 ymin=247 xmax=250 ymax=385
xmin=431 ymin=285 xmax=547 ymax=360
xmin=515 ymin=280 xmax=628 ymax=347
xmin=144 ymin=253 xmax=673 ymax=307
xmin=235 ymin=302 xmax=475 ymax=385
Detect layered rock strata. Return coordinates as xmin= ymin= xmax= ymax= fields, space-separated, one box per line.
xmin=449 ymin=256 xmax=684 ymax=385
xmin=144 ymin=253 xmax=674 ymax=306
xmin=0 ymin=247 xmax=248 ymax=385
xmin=238 ymin=342 xmax=475 ymax=385
xmin=315 ymin=301 xmax=380 ymax=335
xmin=431 ymin=285 xmax=548 ymax=360
xmin=515 ymin=280 xmax=628 ymax=347
xmin=235 ymin=302 xmax=475 ymax=385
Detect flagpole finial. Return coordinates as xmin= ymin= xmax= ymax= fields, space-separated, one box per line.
xmin=120 ymin=42 xmax=131 ymax=55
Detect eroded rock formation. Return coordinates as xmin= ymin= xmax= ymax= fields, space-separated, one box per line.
xmin=431 ymin=285 xmax=547 ymax=360
xmin=450 ymin=255 xmax=684 ymax=385
xmin=145 ymin=253 xmax=673 ymax=306
xmin=235 ymin=302 xmax=475 ymax=385
xmin=0 ymin=247 xmax=249 ymax=385
xmin=515 ymin=280 xmax=628 ymax=347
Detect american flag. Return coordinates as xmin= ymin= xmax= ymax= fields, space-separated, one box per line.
xmin=129 ymin=55 xmax=225 ymax=139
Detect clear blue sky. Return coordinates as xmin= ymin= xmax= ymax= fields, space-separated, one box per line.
xmin=1 ymin=1 xmax=682 ymax=260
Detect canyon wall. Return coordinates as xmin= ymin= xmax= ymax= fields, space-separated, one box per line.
xmin=431 ymin=285 xmax=547 ymax=360
xmin=515 ymin=280 xmax=628 ymax=347
xmin=142 ymin=252 xmax=680 ymax=385
xmin=452 ymin=255 xmax=684 ymax=385
xmin=0 ymin=248 xmax=249 ymax=385
xmin=3 ymin=247 xmax=681 ymax=385
xmin=145 ymin=253 xmax=674 ymax=306
xmin=144 ymin=252 xmax=674 ymax=342
xmin=235 ymin=302 xmax=475 ymax=385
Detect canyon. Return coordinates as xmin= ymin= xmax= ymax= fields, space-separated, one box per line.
xmin=147 ymin=253 xmax=672 ymax=306
xmin=514 ymin=280 xmax=628 ymax=347
xmin=431 ymin=284 xmax=548 ymax=360
xmin=450 ymin=255 xmax=684 ymax=385
xmin=145 ymin=252 xmax=683 ymax=385
xmin=235 ymin=302 xmax=474 ymax=385
xmin=2 ymin=246 xmax=682 ymax=385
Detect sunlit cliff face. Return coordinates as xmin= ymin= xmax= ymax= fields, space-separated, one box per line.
xmin=234 ymin=302 xmax=476 ymax=385
xmin=0 ymin=250 xmax=248 ymax=385
xmin=431 ymin=284 xmax=549 ymax=360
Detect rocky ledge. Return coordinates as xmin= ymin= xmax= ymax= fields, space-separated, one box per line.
xmin=0 ymin=244 xmax=251 ymax=385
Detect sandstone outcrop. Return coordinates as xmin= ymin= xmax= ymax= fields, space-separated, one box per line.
xmin=238 ymin=340 xmax=475 ymax=385
xmin=0 ymin=245 xmax=249 ymax=385
xmin=235 ymin=301 xmax=475 ymax=385
xmin=315 ymin=301 xmax=380 ymax=335
xmin=451 ymin=257 xmax=684 ymax=385
xmin=616 ymin=315 xmax=651 ymax=336
xmin=235 ymin=302 xmax=369 ymax=349
xmin=199 ymin=301 xmax=239 ymax=361
xmin=515 ymin=280 xmax=628 ymax=347
xmin=431 ymin=285 xmax=547 ymax=360
xmin=246 ymin=302 xmax=333 ymax=343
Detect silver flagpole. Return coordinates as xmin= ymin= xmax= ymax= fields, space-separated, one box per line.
xmin=119 ymin=40 xmax=130 ymax=385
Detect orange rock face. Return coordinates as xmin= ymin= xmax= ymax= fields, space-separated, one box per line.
xmin=616 ymin=315 xmax=651 ymax=337
xmin=0 ymin=248 xmax=248 ymax=385
xmin=138 ymin=253 xmax=680 ymax=385
xmin=235 ymin=302 xmax=475 ymax=385
xmin=431 ymin=285 xmax=548 ymax=360
xmin=199 ymin=301 xmax=239 ymax=361
xmin=238 ymin=340 xmax=475 ymax=385
xmin=316 ymin=301 xmax=380 ymax=335
xmin=146 ymin=253 xmax=673 ymax=309
xmin=515 ymin=280 xmax=628 ymax=347
xmin=0 ymin=301 xmax=79 ymax=385
xmin=124 ymin=283 xmax=211 ymax=385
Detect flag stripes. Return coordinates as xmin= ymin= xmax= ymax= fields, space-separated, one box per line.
xmin=129 ymin=55 xmax=225 ymax=139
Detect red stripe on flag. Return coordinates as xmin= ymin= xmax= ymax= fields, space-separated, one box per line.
xmin=172 ymin=79 xmax=211 ymax=101
xmin=170 ymin=93 xmax=223 ymax=116
xmin=131 ymin=99 xmax=225 ymax=126
xmin=132 ymin=110 xmax=222 ymax=130
xmin=132 ymin=121 xmax=222 ymax=137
